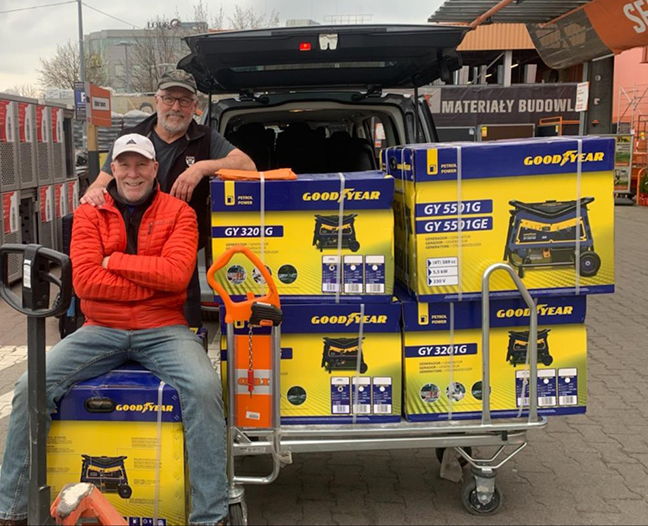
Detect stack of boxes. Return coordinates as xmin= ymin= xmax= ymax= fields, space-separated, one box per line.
xmin=211 ymin=171 xmax=403 ymax=422
xmin=213 ymin=137 xmax=615 ymax=425
xmin=383 ymin=136 xmax=615 ymax=421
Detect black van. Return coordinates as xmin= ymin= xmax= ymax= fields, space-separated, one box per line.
xmin=178 ymin=24 xmax=469 ymax=173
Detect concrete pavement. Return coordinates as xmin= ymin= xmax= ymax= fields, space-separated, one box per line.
xmin=0 ymin=204 xmax=646 ymax=524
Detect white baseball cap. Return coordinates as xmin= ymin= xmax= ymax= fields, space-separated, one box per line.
xmin=113 ymin=133 xmax=156 ymax=160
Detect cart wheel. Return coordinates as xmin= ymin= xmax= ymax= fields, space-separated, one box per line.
xmin=579 ymin=252 xmax=601 ymax=277
xmin=435 ymin=446 xmax=472 ymax=466
xmin=117 ymin=484 xmax=132 ymax=499
xmin=349 ymin=240 xmax=360 ymax=252
xmin=229 ymin=502 xmax=246 ymax=526
xmin=461 ymin=477 xmax=502 ymax=515
xmin=360 ymin=363 xmax=368 ymax=373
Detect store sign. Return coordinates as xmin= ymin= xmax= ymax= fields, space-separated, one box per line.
xmin=36 ymin=106 xmax=50 ymax=143
xmin=602 ymin=134 xmax=635 ymax=193
xmin=528 ymin=0 xmax=648 ymax=70
xmin=2 ymin=192 xmax=19 ymax=234
xmin=74 ymin=81 xmax=86 ymax=121
xmin=51 ymin=108 xmax=63 ymax=143
xmin=88 ymin=84 xmax=112 ymax=127
xmin=54 ymin=183 xmax=67 ymax=218
xmin=66 ymin=179 xmax=79 ymax=213
xmin=423 ymin=84 xmax=580 ymax=127
xmin=39 ymin=186 xmax=53 ymax=223
xmin=18 ymin=103 xmax=34 ymax=143
xmin=0 ymin=100 xmax=15 ymax=143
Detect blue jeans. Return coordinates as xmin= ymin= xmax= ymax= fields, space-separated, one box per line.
xmin=0 ymin=325 xmax=227 ymax=525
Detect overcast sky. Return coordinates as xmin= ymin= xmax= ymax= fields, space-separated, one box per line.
xmin=0 ymin=0 xmax=445 ymax=92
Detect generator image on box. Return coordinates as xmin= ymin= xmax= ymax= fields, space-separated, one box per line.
xmin=47 ymin=364 xmax=189 ymax=525
xmin=506 ymin=329 xmax=553 ymax=366
xmin=504 ymin=197 xmax=600 ymax=278
xmin=220 ymin=301 xmax=402 ymax=424
xmin=313 ymin=213 xmax=360 ymax=252
xmin=210 ymin=171 xmax=394 ymax=303
xmin=382 ymin=136 xmax=615 ymax=302
xmin=321 ymin=336 xmax=368 ymax=373
xmin=400 ymin=294 xmax=588 ymax=421
xmin=80 ymin=455 xmax=132 ymax=499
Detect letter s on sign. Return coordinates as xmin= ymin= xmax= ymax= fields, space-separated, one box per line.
xmin=624 ymin=2 xmax=647 ymax=33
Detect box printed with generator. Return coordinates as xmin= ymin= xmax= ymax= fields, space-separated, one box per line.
xmin=383 ymin=136 xmax=615 ymax=302
xmin=47 ymin=364 xmax=189 ymax=526
xmin=210 ymin=171 xmax=394 ymax=303
xmin=400 ymin=294 xmax=588 ymax=421
xmin=220 ymin=302 xmax=402 ymax=424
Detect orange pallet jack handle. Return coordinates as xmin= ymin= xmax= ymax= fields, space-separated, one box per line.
xmin=207 ymin=245 xmax=281 ymax=324
xmin=50 ymin=483 xmax=127 ymax=525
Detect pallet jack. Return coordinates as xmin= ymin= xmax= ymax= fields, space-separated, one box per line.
xmin=0 ymin=243 xmax=126 ymax=526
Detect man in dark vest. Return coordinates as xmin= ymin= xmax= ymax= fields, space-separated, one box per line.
xmin=82 ymin=69 xmax=255 ymax=325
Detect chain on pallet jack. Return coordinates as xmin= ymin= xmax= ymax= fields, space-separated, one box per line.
xmin=207 ymin=245 xmax=285 ymax=526
xmin=0 ymin=243 xmax=128 ymax=525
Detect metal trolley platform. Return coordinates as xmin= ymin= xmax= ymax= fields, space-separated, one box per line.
xmin=210 ymin=257 xmax=548 ymax=524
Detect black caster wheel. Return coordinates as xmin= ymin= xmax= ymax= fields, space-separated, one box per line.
xmin=461 ymin=477 xmax=502 ymax=515
xmin=579 ymin=251 xmax=601 ymax=277
xmin=360 ymin=363 xmax=368 ymax=373
xmin=349 ymin=240 xmax=360 ymax=252
xmin=229 ymin=502 xmax=246 ymax=526
xmin=117 ymin=484 xmax=132 ymax=499
xmin=435 ymin=446 xmax=472 ymax=467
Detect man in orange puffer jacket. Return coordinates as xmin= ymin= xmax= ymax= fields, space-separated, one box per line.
xmin=0 ymin=134 xmax=228 ymax=526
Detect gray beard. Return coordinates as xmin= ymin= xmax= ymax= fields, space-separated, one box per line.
xmin=160 ymin=113 xmax=189 ymax=135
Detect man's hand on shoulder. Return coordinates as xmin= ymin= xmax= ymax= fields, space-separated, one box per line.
xmin=80 ymin=171 xmax=113 ymax=207
xmin=80 ymin=186 xmax=108 ymax=207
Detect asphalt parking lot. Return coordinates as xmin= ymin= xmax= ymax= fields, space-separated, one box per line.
xmin=0 ymin=204 xmax=647 ymax=525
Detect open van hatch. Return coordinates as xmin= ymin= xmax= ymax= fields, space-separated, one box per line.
xmin=178 ymin=24 xmax=469 ymax=94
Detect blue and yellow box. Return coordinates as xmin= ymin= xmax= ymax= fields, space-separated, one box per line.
xmin=401 ymin=295 xmax=588 ymax=421
xmin=221 ymin=302 xmax=402 ymax=423
xmin=210 ymin=171 xmax=395 ymax=303
xmin=383 ymin=137 xmax=615 ymax=302
xmin=47 ymin=364 xmax=188 ymax=526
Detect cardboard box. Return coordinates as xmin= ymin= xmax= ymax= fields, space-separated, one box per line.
xmin=383 ymin=137 xmax=615 ymax=302
xmin=210 ymin=171 xmax=394 ymax=303
xmin=48 ymin=364 xmax=188 ymax=526
xmin=401 ymin=295 xmax=588 ymax=421
xmin=221 ymin=302 xmax=402 ymax=424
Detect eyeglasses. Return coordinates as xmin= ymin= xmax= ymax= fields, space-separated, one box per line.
xmin=158 ymin=95 xmax=195 ymax=108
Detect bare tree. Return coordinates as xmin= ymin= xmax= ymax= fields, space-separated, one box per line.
xmin=38 ymin=40 xmax=105 ymax=89
xmin=7 ymin=84 xmax=41 ymax=98
xmin=228 ymin=5 xmax=280 ymax=29
xmin=193 ymin=1 xmax=225 ymax=30
xmin=125 ymin=17 xmax=208 ymax=93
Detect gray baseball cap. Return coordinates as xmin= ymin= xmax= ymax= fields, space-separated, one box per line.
xmin=158 ymin=69 xmax=197 ymax=94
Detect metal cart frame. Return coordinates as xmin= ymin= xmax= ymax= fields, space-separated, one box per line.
xmin=221 ymin=263 xmax=548 ymax=522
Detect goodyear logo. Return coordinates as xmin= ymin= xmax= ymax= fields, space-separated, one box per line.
xmin=523 ymin=150 xmax=605 ymax=167
xmin=311 ymin=313 xmax=388 ymax=326
xmin=302 ymin=188 xmax=381 ymax=202
xmin=115 ymin=402 xmax=174 ymax=413
xmin=496 ymin=304 xmax=574 ymax=319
